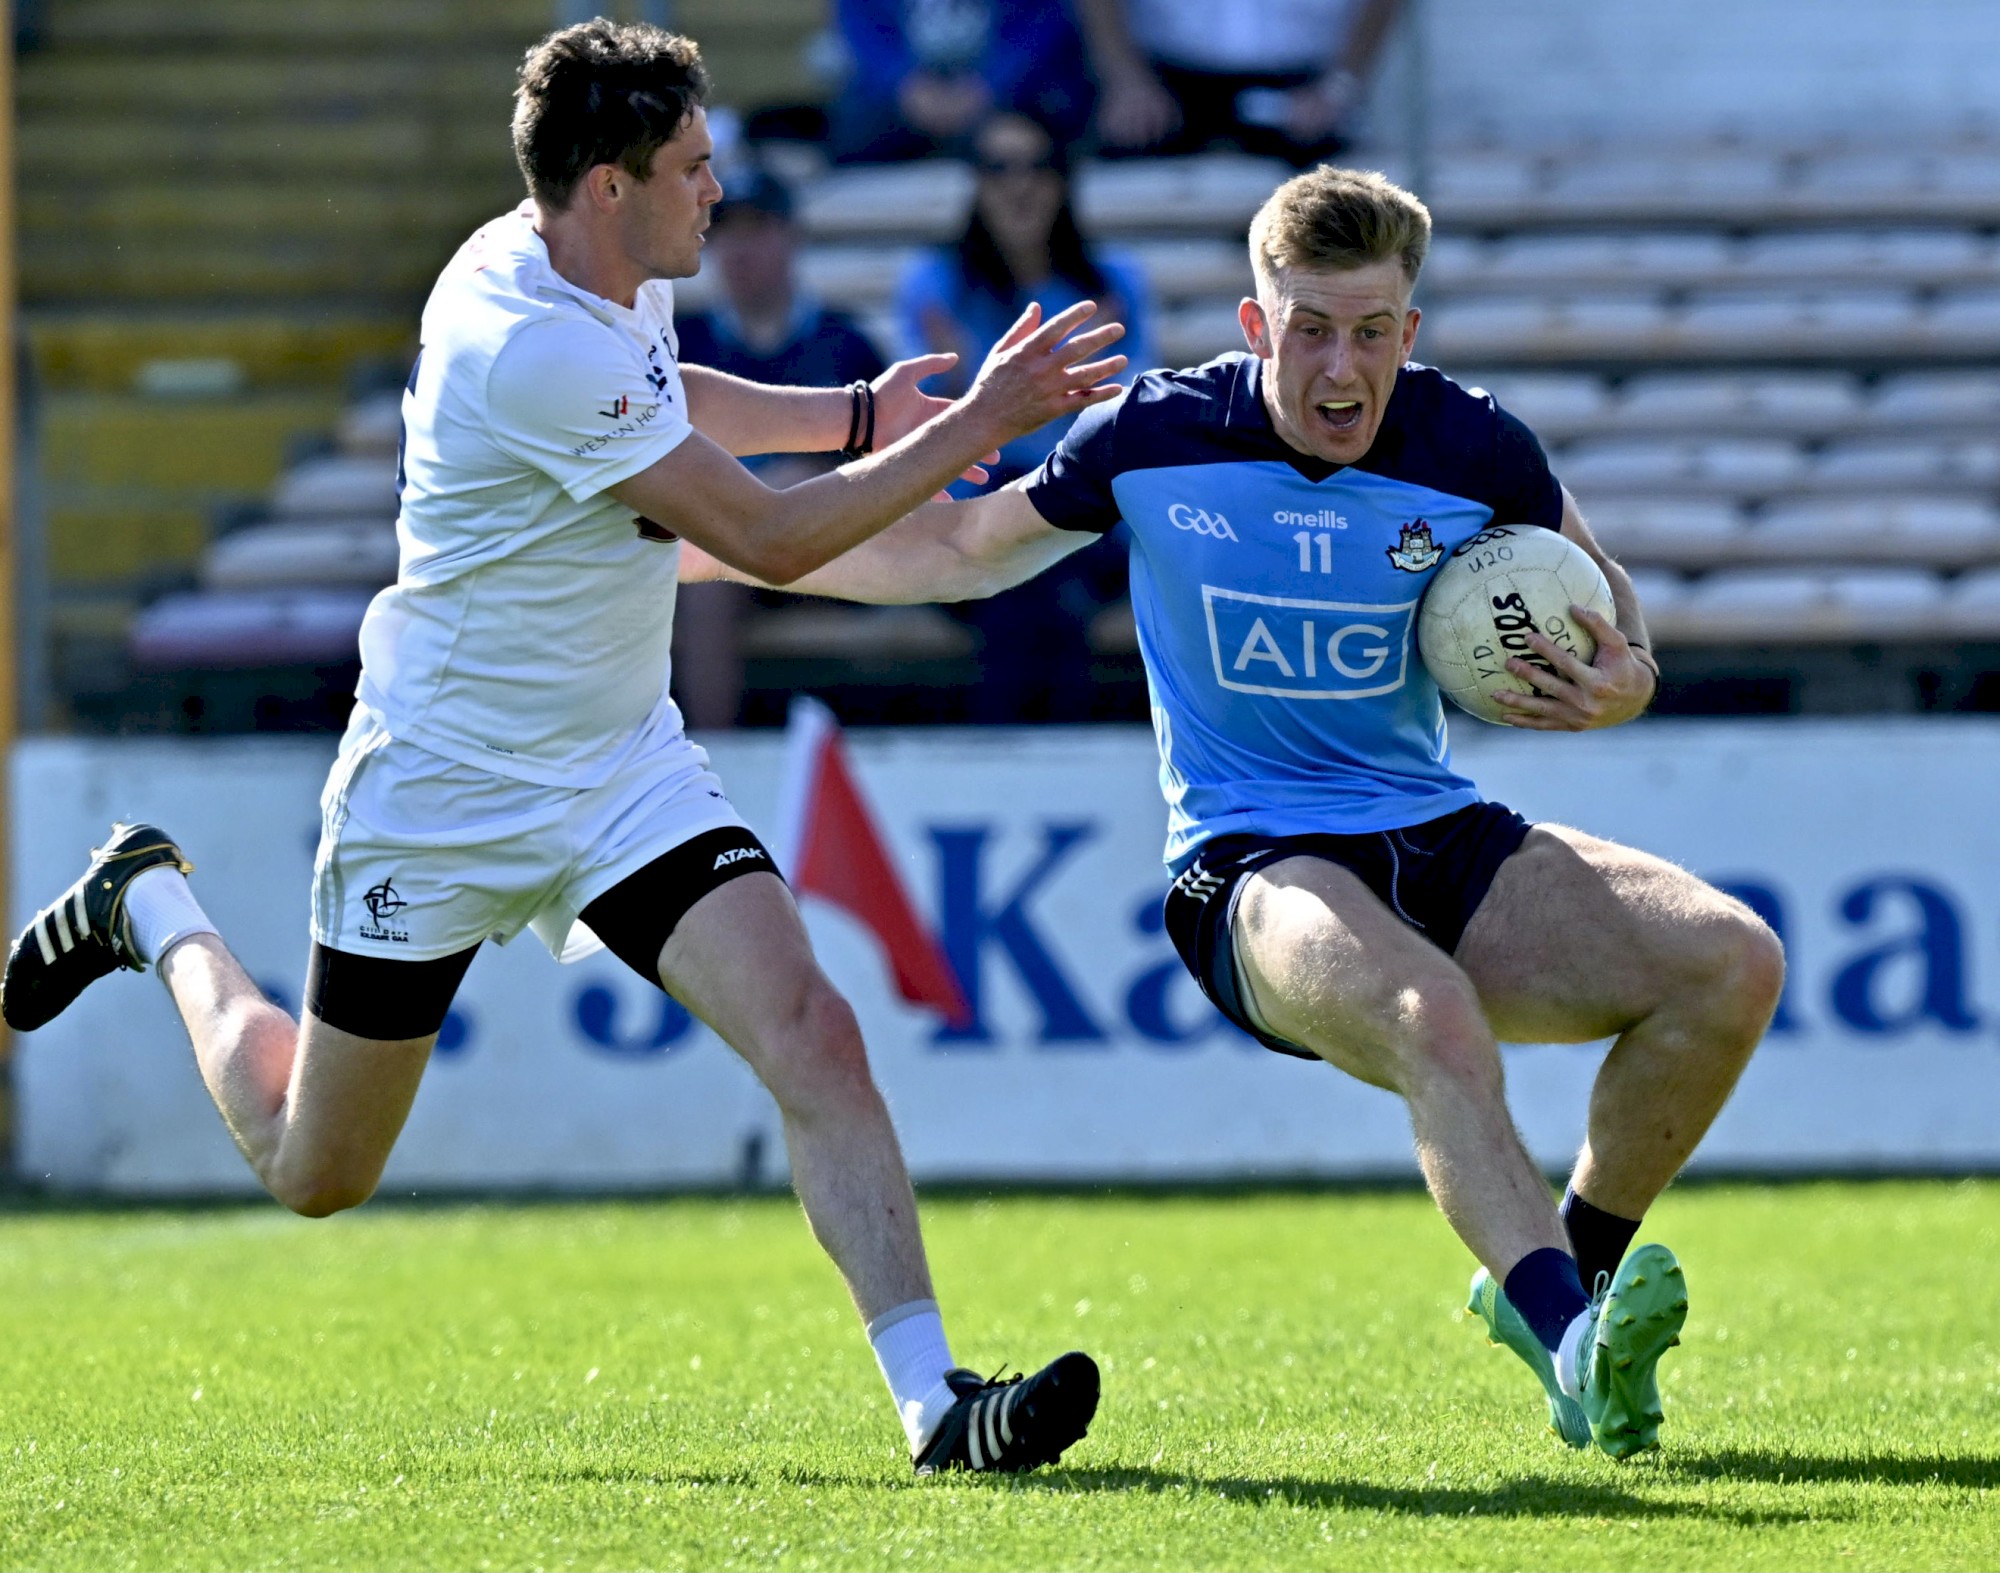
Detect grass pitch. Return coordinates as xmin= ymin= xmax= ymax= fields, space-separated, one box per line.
xmin=3 ymin=1181 xmax=1997 ymax=1571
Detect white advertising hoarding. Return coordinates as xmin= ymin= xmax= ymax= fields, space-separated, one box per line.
xmin=12 ymin=719 xmax=2000 ymax=1193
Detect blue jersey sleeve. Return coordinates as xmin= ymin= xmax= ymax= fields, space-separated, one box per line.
xmin=1022 ymin=387 xmax=1125 ymax=534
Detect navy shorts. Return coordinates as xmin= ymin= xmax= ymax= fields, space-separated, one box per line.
xmin=1161 ymin=801 xmax=1534 ymax=1060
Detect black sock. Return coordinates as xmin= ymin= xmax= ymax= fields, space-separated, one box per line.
xmin=1502 ymin=1246 xmax=1589 ymax=1352
xmin=1562 ymin=1187 xmax=1642 ymax=1294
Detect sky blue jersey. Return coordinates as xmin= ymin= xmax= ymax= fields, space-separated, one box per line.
xmin=1023 ymin=353 xmax=1565 ymax=868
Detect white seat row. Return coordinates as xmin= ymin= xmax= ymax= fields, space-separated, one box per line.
xmin=1587 ymin=498 xmax=2000 ymax=569
xmin=1638 ymin=567 xmax=2000 ymax=644
xmin=1426 ymin=228 xmax=2000 ymax=293
xmin=202 ymin=518 xmax=400 ymax=591
xmin=129 ymin=588 xmax=373 ymax=670
xmin=1556 ymin=438 xmax=2000 ymax=495
xmin=1422 ymin=289 xmax=2000 ymax=362
xmin=1474 ymin=370 xmax=2000 ymax=439
xmin=1426 ymin=147 xmax=2000 ymax=225
xmin=271 ymin=453 xmax=398 ymax=520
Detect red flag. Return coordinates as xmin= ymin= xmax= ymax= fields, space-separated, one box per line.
xmin=776 ymin=698 xmax=971 ymax=1028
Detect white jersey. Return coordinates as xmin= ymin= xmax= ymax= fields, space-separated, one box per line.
xmin=357 ymin=202 xmax=696 ymax=789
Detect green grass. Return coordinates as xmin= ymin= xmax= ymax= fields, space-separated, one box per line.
xmin=3 ymin=1181 xmax=1998 ymax=1571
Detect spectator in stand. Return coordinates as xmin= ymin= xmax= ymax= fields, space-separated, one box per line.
xmin=674 ymin=167 xmax=889 ymax=728
xmin=830 ymin=0 xmax=1095 ymax=163
xmin=895 ymin=111 xmax=1154 ymax=720
xmin=1078 ymin=0 xmax=1404 ymax=165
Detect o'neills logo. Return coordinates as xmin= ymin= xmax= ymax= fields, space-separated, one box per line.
xmin=1274 ymin=507 xmax=1349 ymax=529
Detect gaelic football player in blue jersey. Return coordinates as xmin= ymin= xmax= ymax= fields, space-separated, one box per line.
xmin=685 ymin=167 xmax=1786 ymax=1459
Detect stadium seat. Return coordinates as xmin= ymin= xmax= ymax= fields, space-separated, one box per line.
xmin=128 ymin=587 xmax=373 ymax=668
xmin=1119 ymin=238 xmax=1254 ymax=304
xmin=1425 ymin=295 xmax=1669 ymax=361
xmin=1746 ymin=497 xmax=2000 ymax=566
xmin=1612 ymin=372 xmax=1863 ymax=435
xmin=1677 ymin=290 xmax=1920 ymax=354
xmin=1926 ymin=289 xmax=2000 ymax=349
xmin=1669 ymin=567 xmax=1947 ymax=642
xmin=1624 ymin=566 xmax=1688 ymax=619
xmin=1807 ymin=441 xmax=2000 ymax=492
xmin=1157 ymin=301 xmax=1245 ymax=368
xmin=271 ymin=454 xmax=397 ymax=520
xmin=336 ymin=391 xmax=403 ymax=458
xmin=1420 ymin=150 xmax=1544 ymax=221
xmin=1540 ymin=150 xmax=1786 ymax=221
xmin=1946 ymin=567 xmax=2000 ymax=637
xmin=1465 ymin=372 xmax=1609 ymax=437
xmin=797 ymin=161 xmax=974 ymax=243
xmin=1581 ymin=500 xmax=1748 ymax=568
xmin=1736 ymin=228 xmax=1988 ymax=287
xmin=793 ymin=245 xmax=912 ymax=313
xmin=1476 ymin=231 xmax=1734 ymax=290
xmin=1075 ymin=154 xmax=1293 ymax=236
xmin=1869 ymin=371 xmax=2000 ymax=426
xmin=1558 ymin=437 xmax=1803 ymax=494
xmin=201 ymin=519 xmax=400 ymax=590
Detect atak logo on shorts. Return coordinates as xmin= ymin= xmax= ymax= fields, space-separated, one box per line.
xmin=714 ymin=846 xmax=767 ymax=871
xmin=1168 ymin=502 xmax=1237 ymax=541
xmin=1386 ymin=519 xmax=1443 ymax=572
xmin=599 ymin=394 xmax=630 ymax=419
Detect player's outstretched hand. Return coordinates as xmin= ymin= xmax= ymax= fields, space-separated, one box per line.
xmin=1493 ymin=606 xmax=1658 ymax=731
xmin=868 ymin=353 xmax=1000 ymax=486
xmin=964 ymin=300 xmax=1128 ymax=447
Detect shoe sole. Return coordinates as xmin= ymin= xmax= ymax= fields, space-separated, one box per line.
xmin=1014 ymin=1350 xmax=1099 ymax=1469
xmin=1466 ymin=1269 xmax=1592 ymax=1450
xmin=1588 ymin=1244 xmax=1688 ymax=1460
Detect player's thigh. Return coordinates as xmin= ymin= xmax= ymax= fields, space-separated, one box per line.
xmin=274 ymin=1015 xmax=436 ymax=1211
xmin=273 ymin=941 xmax=478 ymax=1212
xmin=1456 ymin=824 xmax=1768 ymax=1044
xmin=653 ymin=872 xmax=865 ymax=1089
xmin=1234 ymin=854 xmax=1489 ymax=1092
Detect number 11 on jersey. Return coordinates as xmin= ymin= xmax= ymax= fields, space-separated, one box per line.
xmin=1295 ymin=531 xmax=1335 ymax=574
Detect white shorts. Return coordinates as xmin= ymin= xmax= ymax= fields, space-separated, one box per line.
xmin=311 ymin=704 xmax=750 ymax=963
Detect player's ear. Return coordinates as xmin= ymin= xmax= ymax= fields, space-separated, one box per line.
xmin=1239 ymin=297 xmax=1272 ymax=358
xmin=583 ymin=163 xmax=622 ymax=212
xmin=1401 ymin=304 xmax=1421 ymax=359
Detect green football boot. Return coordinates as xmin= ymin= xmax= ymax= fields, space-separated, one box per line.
xmin=1573 ymin=1243 xmax=1688 ymax=1460
xmin=1467 ymin=1267 xmax=1592 ymax=1449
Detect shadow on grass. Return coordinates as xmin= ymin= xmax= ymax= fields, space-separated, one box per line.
xmin=556 ymin=1462 xmax=1811 ymax=1525
xmin=1013 ymin=1466 xmax=1812 ymax=1525
xmin=1665 ymin=1449 xmax=2000 ymax=1489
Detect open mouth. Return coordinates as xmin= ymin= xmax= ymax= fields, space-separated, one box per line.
xmin=1315 ymin=399 xmax=1364 ymax=435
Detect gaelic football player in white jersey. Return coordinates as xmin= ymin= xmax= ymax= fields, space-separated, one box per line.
xmin=2 ymin=20 xmax=1125 ymax=1476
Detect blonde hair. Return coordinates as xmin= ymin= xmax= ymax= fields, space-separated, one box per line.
xmin=1248 ymin=166 xmax=1431 ymax=296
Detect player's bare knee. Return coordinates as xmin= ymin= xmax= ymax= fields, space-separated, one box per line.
xmin=1716 ymin=902 xmax=1787 ymax=1035
xmin=266 ymin=1159 xmax=379 ymax=1218
xmin=1390 ymin=981 xmax=1503 ymax=1097
xmin=759 ymin=979 xmax=877 ymax=1110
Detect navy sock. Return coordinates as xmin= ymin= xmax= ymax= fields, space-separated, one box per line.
xmin=1562 ymin=1188 xmax=1642 ymax=1295
xmin=1502 ymin=1247 xmax=1590 ymax=1352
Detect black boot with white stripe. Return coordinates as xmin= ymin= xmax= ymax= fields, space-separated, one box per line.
xmin=912 ymin=1351 xmax=1099 ymax=1475
xmin=1 ymin=822 xmax=193 ymax=1031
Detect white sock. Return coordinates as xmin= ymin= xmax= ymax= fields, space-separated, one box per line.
xmin=123 ymin=865 xmax=218 ymax=967
xmin=867 ymin=1299 xmax=958 ymax=1453
xmin=1555 ymin=1305 xmax=1594 ymax=1400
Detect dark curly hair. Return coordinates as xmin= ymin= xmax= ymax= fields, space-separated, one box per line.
xmin=512 ymin=20 xmax=710 ymax=209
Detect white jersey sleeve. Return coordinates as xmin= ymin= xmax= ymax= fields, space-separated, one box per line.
xmin=485 ymin=314 xmax=695 ymax=503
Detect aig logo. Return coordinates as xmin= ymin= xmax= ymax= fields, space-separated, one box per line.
xmin=1201 ymin=584 xmax=1416 ymax=700
xmin=1168 ymin=502 xmax=1237 ymax=541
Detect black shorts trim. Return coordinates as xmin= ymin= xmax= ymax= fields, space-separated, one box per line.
xmin=1161 ymin=801 xmax=1534 ymax=1060
xmin=306 ymin=940 xmax=479 ymax=1042
xmin=581 ymin=825 xmax=780 ymax=989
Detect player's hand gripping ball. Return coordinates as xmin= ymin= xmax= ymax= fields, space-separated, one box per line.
xmin=1417 ymin=525 xmax=1615 ymax=724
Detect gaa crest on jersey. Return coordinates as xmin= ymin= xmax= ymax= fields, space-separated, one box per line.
xmin=1386 ymin=519 xmax=1443 ymax=573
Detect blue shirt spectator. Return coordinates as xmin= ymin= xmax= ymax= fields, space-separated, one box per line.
xmin=831 ymin=0 xmax=1095 ymax=162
